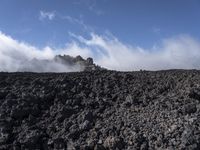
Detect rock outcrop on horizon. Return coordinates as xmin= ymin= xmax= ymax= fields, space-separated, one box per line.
xmin=16 ymin=55 xmax=105 ymax=72
xmin=54 ymin=55 xmax=105 ymax=71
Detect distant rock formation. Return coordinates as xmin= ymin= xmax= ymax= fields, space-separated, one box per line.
xmin=54 ymin=55 xmax=105 ymax=71
xmin=16 ymin=55 xmax=106 ymax=72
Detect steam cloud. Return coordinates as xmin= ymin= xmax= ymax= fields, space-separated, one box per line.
xmin=0 ymin=31 xmax=200 ymax=72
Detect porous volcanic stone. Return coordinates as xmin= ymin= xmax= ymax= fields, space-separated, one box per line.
xmin=0 ymin=70 xmax=200 ymax=149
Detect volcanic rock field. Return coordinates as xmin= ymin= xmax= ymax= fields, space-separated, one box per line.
xmin=1 ymin=70 xmax=200 ymax=149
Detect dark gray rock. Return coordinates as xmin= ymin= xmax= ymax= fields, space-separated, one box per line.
xmin=1 ymin=70 xmax=200 ymax=149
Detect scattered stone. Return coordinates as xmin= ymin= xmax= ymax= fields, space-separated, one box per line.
xmin=103 ymin=136 xmax=125 ymax=149
xmin=53 ymin=138 xmax=66 ymax=149
xmin=0 ymin=70 xmax=200 ymax=149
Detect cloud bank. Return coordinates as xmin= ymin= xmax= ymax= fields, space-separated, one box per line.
xmin=0 ymin=31 xmax=200 ymax=72
xmin=78 ymin=33 xmax=200 ymax=71
xmin=0 ymin=32 xmax=81 ymax=72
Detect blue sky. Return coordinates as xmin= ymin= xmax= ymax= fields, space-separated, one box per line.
xmin=1 ymin=0 xmax=200 ymax=71
xmin=0 ymin=0 xmax=200 ymax=48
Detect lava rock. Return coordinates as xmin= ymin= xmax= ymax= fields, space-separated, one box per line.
xmin=0 ymin=70 xmax=200 ymax=149
xmin=103 ymin=136 xmax=125 ymax=149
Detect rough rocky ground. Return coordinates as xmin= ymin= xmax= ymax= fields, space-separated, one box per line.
xmin=1 ymin=70 xmax=200 ymax=149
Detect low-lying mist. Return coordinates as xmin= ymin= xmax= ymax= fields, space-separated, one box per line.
xmin=1 ymin=31 xmax=200 ymax=72
xmin=0 ymin=32 xmax=84 ymax=72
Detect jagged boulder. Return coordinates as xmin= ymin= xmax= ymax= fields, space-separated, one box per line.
xmin=86 ymin=57 xmax=94 ymax=65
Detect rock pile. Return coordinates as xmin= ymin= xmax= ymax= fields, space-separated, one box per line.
xmin=0 ymin=70 xmax=200 ymax=149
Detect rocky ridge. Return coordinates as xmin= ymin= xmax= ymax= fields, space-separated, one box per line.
xmin=17 ymin=55 xmax=104 ymax=72
xmin=54 ymin=55 xmax=104 ymax=71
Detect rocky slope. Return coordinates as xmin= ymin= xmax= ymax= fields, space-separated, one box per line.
xmin=0 ymin=70 xmax=200 ymax=149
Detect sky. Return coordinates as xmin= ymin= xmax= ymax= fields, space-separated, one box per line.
xmin=0 ymin=0 xmax=200 ymax=71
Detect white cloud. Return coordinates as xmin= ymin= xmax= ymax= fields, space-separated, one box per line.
xmin=41 ymin=12 xmax=93 ymax=31
xmin=69 ymin=33 xmax=200 ymax=71
xmin=62 ymin=15 xmax=91 ymax=31
xmin=39 ymin=11 xmax=55 ymax=21
xmin=1 ymin=31 xmax=200 ymax=72
xmin=0 ymin=32 xmax=81 ymax=72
